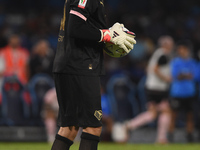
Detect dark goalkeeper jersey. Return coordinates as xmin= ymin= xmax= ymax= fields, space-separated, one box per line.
xmin=53 ymin=0 xmax=107 ymax=76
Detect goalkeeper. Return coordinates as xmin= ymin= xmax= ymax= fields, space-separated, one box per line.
xmin=52 ymin=0 xmax=136 ymax=150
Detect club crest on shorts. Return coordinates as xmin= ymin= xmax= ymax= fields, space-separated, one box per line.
xmin=89 ymin=64 xmax=92 ymax=70
xmin=78 ymin=0 xmax=88 ymax=9
xmin=94 ymin=110 xmax=102 ymax=121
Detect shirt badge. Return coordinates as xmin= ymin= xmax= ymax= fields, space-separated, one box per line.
xmin=78 ymin=0 xmax=88 ymax=9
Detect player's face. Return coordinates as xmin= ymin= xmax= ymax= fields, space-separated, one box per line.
xmin=9 ymin=35 xmax=21 ymax=48
xmin=177 ymin=45 xmax=189 ymax=59
xmin=38 ymin=41 xmax=49 ymax=56
xmin=162 ymin=39 xmax=174 ymax=54
xmin=165 ymin=41 xmax=174 ymax=52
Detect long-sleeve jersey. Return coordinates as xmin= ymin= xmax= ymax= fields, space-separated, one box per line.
xmin=53 ymin=0 xmax=107 ymax=76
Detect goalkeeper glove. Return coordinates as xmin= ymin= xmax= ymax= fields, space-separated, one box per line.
xmin=99 ymin=23 xmax=136 ymax=53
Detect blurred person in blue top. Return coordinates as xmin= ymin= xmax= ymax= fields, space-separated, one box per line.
xmin=100 ymin=87 xmax=113 ymax=141
xmin=169 ymin=40 xmax=197 ymax=143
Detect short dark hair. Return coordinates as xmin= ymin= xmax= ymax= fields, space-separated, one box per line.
xmin=176 ymin=40 xmax=193 ymax=51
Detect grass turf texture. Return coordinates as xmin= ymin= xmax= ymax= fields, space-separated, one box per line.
xmin=0 ymin=142 xmax=200 ymax=150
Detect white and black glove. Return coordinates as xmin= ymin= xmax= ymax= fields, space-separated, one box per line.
xmin=99 ymin=23 xmax=136 ymax=53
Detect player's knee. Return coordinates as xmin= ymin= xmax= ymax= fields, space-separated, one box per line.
xmin=161 ymin=105 xmax=171 ymax=114
xmin=159 ymin=100 xmax=171 ymax=112
xmin=147 ymin=108 xmax=157 ymax=119
xmin=58 ymin=126 xmax=79 ymax=140
xmin=83 ymin=126 xmax=102 ymax=136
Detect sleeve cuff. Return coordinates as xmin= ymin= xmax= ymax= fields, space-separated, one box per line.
xmin=99 ymin=29 xmax=103 ymax=42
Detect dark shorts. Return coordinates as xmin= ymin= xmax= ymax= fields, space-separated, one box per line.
xmin=169 ymin=97 xmax=195 ymax=112
xmin=145 ymin=89 xmax=169 ymax=103
xmin=53 ymin=73 xmax=102 ymax=128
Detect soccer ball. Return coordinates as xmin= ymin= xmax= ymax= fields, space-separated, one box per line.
xmin=104 ymin=42 xmax=131 ymax=58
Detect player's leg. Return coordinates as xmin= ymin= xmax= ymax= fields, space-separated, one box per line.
xmin=58 ymin=126 xmax=80 ymax=140
xmin=126 ymin=90 xmax=161 ymax=130
xmin=186 ymin=111 xmax=194 ymax=142
xmin=83 ymin=127 xmax=102 ymax=136
xmin=126 ymin=101 xmax=157 ymax=130
xmin=51 ymin=126 xmax=79 ymax=150
xmin=79 ymin=127 xmax=102 ymax=150
xmin=156 ymin=100 xmax=171 ymax=144
xmin=168 ymin=98 xmax=180 ymax=142
xmin=44 ymin=114 xmax=57 ymax=143
xmin=185 ymin=98 xmax=195 ymax=142
xmin=168 ymin=110 xmax=177 ymax=142
xmin=43 ymin=88 xmax=59 ymax=143
xmin=78 ymin=76 xmax=102 ymax=150
xmin=51 ymin=73 xmax=81 ymax=150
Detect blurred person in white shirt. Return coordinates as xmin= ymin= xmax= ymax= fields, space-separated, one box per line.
xmin=125 ymin=36 xmax=174 ymax=144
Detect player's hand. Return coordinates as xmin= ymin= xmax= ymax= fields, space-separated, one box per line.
xmin=99 ymin=23 xmax=136 ymax=53
xmin=120 ymin=25 xmax=136 ymax=52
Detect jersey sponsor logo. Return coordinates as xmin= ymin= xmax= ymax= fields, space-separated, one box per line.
xmin=94 ymin=110 xmax=102 ymax=121
xmin=78 ymin=0 xmax=88 ymax=9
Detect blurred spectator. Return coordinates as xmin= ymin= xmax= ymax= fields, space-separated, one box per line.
xmin=0 ymin=54 xmax=5 ymax=93
xmin=1 ymin=76 xmax=26 ymax=126
xmin=101 ymin=87 xmax=113 ymax=141
xmin=125 ymin=36 xmax=174 ymax=144
xmin=0 ymin=34 xmax=29 ymax=84
xmin=43 ymin=88 xmax=58 ymax=143
xmin=196 ymin=57 xmax=200 ymax=141
xmin=169 ymin=40 xmax=197 ymax=143
xmin=108 ymin=73 xmax=139 ymax=143
xmin=29 ymin=40 xmax=54 ymax=78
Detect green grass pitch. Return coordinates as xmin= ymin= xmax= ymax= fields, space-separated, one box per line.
xmin=0 ymin=142 xmax=200 ymax=150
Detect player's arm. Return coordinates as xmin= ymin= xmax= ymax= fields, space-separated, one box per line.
xmin=68 ymin=11 xmax=102 ymax=41
xmin=0 ymin=55 xmax=5 ymax=77
xmin=177 ymin=73 xmax=193 ymax=80
xmin=171 ymin=59 xmax=192 ymax=80
xmin=68 ymin=9 xmax=136 ymax=52
xmin=154 ymin=55 xmax=171 ymax=83
xmin=68 ymin=12 xmax=126 ymax=43
xmin=154 ymin=65 xmax=171 ymax=82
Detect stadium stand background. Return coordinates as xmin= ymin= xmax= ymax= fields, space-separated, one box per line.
xmin=0 ymin=0 xmax=200 ymax=143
